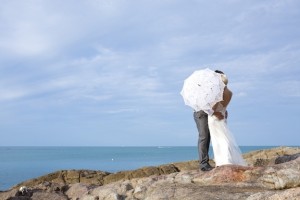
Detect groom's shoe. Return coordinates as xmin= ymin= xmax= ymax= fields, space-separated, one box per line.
xmin=200 ymin=163 xmax=213 ymax=171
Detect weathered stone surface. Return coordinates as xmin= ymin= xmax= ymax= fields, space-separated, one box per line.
xmin=30 ymin=191 xmax=68 ymax=200
xmin=259 ymin=157 xmax=300 ymax=189
xmin=13 ymin=170 xmax=111 ymax=189
xmin=1 ymin=147 xmax=300 ymax=200
xmin=243 ymin=146 xmax=300 ymax=167
xmin=246 ymin=187 xmax=300 ymax=200
xmin=73 ymin=156 xmax=300 ymax=200
xmin=275 ymin=152 xmax=300 ymax=164
xmin=80 ymin=170 xmax=108 ymax=185
xmin=1 ymin=189 xmax=68 ymax=200
xmin=0 ymin=189 xmax=18 ymax=200
xmin=65 ymin=183 xmax=90 ymax=200
xmin=172 ymin=160 xmax=199 ymax=171
xmin=193 ymin=165 xmax=257 ymax=185
xmin=102 ymin=164 xmax=179 ymax=185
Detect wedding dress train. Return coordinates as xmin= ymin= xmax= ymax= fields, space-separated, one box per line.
xmin=208 ymin=104 xmax=246 ymax=166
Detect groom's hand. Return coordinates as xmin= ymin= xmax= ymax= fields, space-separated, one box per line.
xmin=214 ymin=112 xmax=224 ymax=120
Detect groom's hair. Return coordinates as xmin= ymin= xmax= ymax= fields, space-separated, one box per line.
xmin=215 ymin=70 xmax=224 ymax=74
xmin=215 ymin=70 xmax=228 ymax=85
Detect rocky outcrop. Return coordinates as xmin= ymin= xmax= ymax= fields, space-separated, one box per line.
xmin=65 ymin=157 xmax=300 ymax=200
xmin=275 ymin=152 xmax=300 ymax=164
xmin=11 ymin=161 xmax=198 ymax=190
xmin=1 ymin=146 xmax=299 ymax=200
xmin=243 ymin=146 xmax=300 ymax=167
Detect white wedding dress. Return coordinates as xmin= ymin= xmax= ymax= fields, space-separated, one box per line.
xmin=208 ymin=103 xmax=247 ymax=166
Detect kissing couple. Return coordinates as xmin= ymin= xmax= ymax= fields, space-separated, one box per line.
xmin=181 ymin=69 xmax=247 ymax=171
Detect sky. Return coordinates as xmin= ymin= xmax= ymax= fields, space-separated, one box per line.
xmin=0 ymin=0 xmax=299 ymax=146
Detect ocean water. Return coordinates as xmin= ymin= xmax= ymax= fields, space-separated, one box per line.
xmin=0 ymin=146 xmax=279 ymax=191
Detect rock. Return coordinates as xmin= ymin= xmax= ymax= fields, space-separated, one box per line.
xmin=259 ymin=157 xmax=300 ymax=189
xmin=1 ymin=146 xmax=300 ymax=200
xmin=243 ymin=146 xmax=300 ymax=167
xmin=63 ymin=155 xmax=300 ymax=199
xmin=246 ymin=187 xmax=300 ymax=200
xmin=0 ymin=189 xmax=18 ymax=200
xmin=30 ymin=190 xmax=68 ymax=200
xmin=13 ymin=147 xmax=298 ymax=190
xmin=65 ymin=183 xmax=90 ymax=200
xmin=172 ymin=160 xmax=199 ymax=171
xmin=193 ymin=165 xmax=256 ymax=185
xmin=275 ymin=153 xmax=300 ymax=164
xmin=4 ymin=189 xmax=67 ymax=200
xmin=12 ymin=170 xmax=110 ymax=189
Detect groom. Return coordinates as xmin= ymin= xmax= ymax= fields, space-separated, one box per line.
xmin=193 ymin=70 xmax=226 ymax=171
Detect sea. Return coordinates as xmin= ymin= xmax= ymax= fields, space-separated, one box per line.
xmin=0 ymin=146 xmax=285 ymax=191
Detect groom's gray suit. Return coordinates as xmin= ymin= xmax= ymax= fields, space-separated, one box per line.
xmin=193 ymin=110 xmax=211 ymax=168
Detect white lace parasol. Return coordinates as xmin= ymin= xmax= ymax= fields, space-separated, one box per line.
xmin=180 ymin=68 xmax=225 ymax=114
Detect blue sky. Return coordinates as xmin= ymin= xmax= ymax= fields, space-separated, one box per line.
xmin=0 ymin=0 xmax=299 ymax=146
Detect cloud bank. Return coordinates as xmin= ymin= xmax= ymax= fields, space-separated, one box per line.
xmin=0 ymin=0 xmax=299 ymax=146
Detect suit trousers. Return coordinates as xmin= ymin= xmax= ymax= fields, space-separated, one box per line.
xmin=193 ymin=110 xmax=210 ymax=166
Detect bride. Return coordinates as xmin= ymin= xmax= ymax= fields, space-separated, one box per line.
xmin=208 ymin=72 xmax=247 ymax=167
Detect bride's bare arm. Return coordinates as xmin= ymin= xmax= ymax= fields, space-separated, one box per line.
xmin=212 ymin=102 xmax=219 ymax=112
xmin=221 ymin=87 xmax=232 ymax=108
xmin=211 ymin=103 xmax=224 ymax=120
xmin=212 ymin=87 xmax=232 ymax=120
xmin=214 ymin=112 xmax=224 ymax=120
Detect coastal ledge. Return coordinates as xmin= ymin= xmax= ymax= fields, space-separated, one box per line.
xmin=1 ymin=146 xmax=300 ymax=200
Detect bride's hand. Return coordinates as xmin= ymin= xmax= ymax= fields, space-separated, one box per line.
xmin=214 ymin=112 xmax=224 ymax=120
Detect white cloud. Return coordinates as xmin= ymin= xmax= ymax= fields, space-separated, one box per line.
xmin=83 ymin=94 xmax=113 ymax=101
xmin=0 ymin=88 xmax=28 ymax=101
xmin=104 ymin=108 xmax=139 ymax=114
xmin=0 ymin=0 xmax=299 ymax=145
xmin=235 ymin=92 xmax=247 ymax=97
